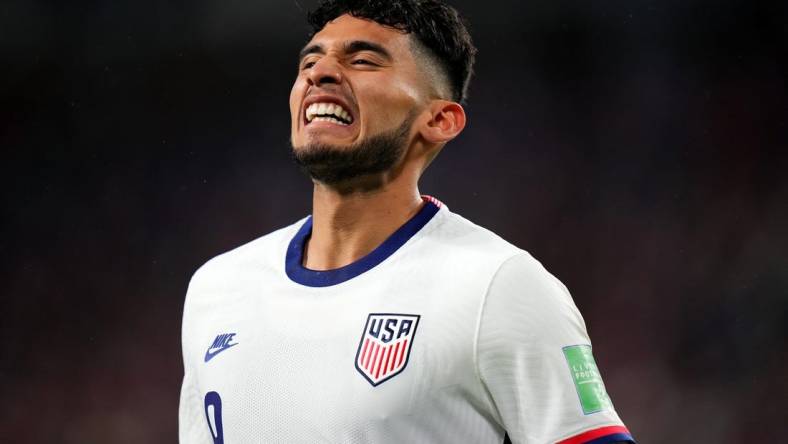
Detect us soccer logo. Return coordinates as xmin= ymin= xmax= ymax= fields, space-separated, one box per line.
xmin=355 ymin=313 xmax=420 ymax=386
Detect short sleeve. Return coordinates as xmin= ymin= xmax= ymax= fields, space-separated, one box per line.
xmin=476 ymin=254 xmax=635 ymax=444
xmin=179 ymin=277 xmax=213 ymax=444
xmin=179 ymin=368 xmax=212 ymax=443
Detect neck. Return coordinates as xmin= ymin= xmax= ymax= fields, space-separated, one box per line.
xmin=304 ymin=177 xmax=423 ymax=271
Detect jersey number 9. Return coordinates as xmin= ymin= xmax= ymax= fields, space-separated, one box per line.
xmin=204 ymin=391 xmax=224 ymax=444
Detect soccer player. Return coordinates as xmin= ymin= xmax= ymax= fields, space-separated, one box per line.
xmin=179 ymin=1 xmax=635 ymax=443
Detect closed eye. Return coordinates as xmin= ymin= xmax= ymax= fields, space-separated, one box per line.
xmin=351 ymin=59 xmax=376 ymax=66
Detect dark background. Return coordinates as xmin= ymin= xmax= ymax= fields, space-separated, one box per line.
xmin=2 ymin=0 xmax=786 ymax=442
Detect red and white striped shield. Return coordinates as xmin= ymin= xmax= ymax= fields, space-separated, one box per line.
xmin=354 ymin=313 xmax=420 ymax=386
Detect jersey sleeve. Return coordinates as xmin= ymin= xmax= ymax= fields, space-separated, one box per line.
xmin=179 ymin=365 xmax=212 ymax=443
xmin=179 ymin=276 xmax=213 ymax=444
xmin=476 ymin=254 xmax=635 ymax=444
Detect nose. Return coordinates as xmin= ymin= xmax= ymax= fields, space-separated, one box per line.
xmin=306 ymin=56 xmax=342 ymax=87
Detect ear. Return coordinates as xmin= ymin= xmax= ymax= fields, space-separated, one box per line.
xmin=418 ymin=100 xmax=466 ymax=144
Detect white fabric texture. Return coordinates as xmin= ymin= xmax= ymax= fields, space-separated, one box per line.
xmin=178 ymin=205 xmax=630 ymax=443
xmin=477 ymin=254 xmax=626 ymax=443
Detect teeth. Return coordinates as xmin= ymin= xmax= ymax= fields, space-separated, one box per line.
xmin=305 ymin=102 xmax=353 ymax=124
xmin=312 ymin=116 xmax=348 ymax=125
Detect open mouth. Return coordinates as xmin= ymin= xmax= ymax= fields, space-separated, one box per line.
xmin=304 ymin=102 xmax=354 ymax=126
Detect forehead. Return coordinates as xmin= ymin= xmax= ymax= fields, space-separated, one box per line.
xmin=308 ymin=14 xmax=412 ymax=57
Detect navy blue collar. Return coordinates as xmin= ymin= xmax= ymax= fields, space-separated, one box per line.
xmin=285 ymin=199 xmax=441 ymax=287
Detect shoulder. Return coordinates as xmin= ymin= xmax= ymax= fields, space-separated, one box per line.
xmin=490 ymin=253 xmax=572 ymax=304
xmin=429 ymin=208 xmax=578 ymax=326
xmin=417 ymin=207 xmax=571 ymax=305
xmin=478 ymin=252 xmax=586 ymax=354
xmin=423 ymin=207 xmax=525 ymax=265
xmin=186 ymin=217 xmax=307 ymax=294
xmin=485 ymin=253 xmax=579 ymax=323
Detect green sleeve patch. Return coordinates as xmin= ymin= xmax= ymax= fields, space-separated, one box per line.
xmin=562 ymin=345 xmax=613 ymax=414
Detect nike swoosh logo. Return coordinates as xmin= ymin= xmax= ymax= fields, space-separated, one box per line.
xmin=204 ymin=342 xmax=238 ymax=362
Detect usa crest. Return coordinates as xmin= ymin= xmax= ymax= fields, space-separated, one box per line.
xmin=355 ymin=313 xmax=420 ymax=386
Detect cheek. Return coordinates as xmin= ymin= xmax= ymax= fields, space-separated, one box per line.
xmin=289 ymin=78 xmax=304 ymax=123
xmin=390 ymin=77 xmax=424 ymax=107
xmin=359 ymin=78 xmax=421 ymax=126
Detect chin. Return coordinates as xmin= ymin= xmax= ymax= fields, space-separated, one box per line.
xmin=296 ymin=137 xmax=360 ymax=154
xmin=303 ymin=130 xmax=360 ymax=147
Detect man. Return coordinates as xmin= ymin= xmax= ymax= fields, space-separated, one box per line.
xmin=179 ymin=1 xmax=635 ymax=443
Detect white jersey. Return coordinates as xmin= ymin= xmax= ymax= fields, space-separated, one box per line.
xmin=179 ymin=197 xmax=634 ymax=444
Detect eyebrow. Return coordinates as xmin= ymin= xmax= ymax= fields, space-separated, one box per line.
xmin=298 ymin=40 xmax=393 ymax=63
xmin=298 ymin=44 xmax=324 ymax=62
xmin=344 ymin=40 xmax=392 ymax=60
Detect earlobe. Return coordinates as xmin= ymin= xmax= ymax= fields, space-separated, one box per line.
xmin=419 ymin=100 xmax=466 ymax=144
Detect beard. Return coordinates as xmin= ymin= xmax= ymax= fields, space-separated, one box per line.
xmin=291 ymin=114 xmax=415 ymax=188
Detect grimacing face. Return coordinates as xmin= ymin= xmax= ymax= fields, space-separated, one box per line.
xmin=289 ymin=14 xmax=431 ymax=155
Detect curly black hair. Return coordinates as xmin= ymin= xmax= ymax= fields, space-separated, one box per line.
xmin=307 ymin=0 xmax=477 ymax=104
